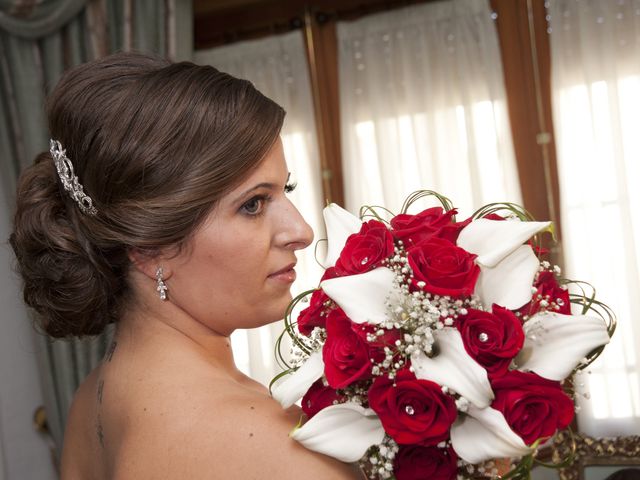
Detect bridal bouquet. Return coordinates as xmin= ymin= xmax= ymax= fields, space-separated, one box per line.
xmin=271 ymin=192 xmax=614 ymax=480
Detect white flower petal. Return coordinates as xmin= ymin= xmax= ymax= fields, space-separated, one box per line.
xmin=411 ymin=328 xmax=494 ymax=408
xmin=291 ymin=403 xmax=385 ymax=463
xmin=272 ymin=351 xmax=324 ymax=409
xmin=474 ymin=245 xmax=540 ymax=310
xmin=457 ymin=218 xmax=551 ymax=267
xmin=321 ymin=267 xmax=396 ymax=325
xmin=322 ymin=203 xmax=363 ymax=268
xmin=450 ymin=405 xmax=531 ymax=464
xmin=515 ymin=312 xmax=611 ymax=381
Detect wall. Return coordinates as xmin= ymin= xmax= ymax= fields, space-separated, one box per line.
xmin=0 ymin=180 xmax=57 ymax=480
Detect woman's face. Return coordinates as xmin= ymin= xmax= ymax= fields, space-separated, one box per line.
xmin=164 ymin=138 xmax=313 ymax=336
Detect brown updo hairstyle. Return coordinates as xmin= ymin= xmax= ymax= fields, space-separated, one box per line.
xmin=9 ymin=52 xmax=285 ymax=338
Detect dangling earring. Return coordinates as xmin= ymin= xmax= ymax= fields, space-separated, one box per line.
xmin=156 ymin=267 xmax=168 ymax=301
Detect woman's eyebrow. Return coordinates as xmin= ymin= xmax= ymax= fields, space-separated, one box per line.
xmin=235 ymin=182 xmax=277 ymax=201
xmin=235 ymin=172 xmax=292 ymax=202
xmin=236 ymin=172 xmax=291 ymax=202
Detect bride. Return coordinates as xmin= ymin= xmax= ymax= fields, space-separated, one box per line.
xmin=10 ymin=52 xmax=361 ymax=479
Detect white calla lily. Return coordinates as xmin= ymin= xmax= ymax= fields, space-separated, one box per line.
xmin=474 ymin=245 xmax=541 ymax=310
xmin=291 ymin=403 xmax=385 ymax=463
xmin=321 ymin=267 xmax=397 ymax=325
xmin=457 ymin=218 xmax=551 ymax=267
xmin=321 ymin=203 xmax=362 ymax=268
xmin=272 ymin=351 xmax=324 ymax=409
xmin=516 ymin=311 xmax=610 ymax=381
xmin=411 ymin=328 xmax=494 ymax=408
xmin=450 ymin=404 xmax=531 ymax=464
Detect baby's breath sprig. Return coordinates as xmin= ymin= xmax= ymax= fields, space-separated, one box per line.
xmin=359 ymin=436 xmax=400 ymax=480
xmin=288 ymin=326 xmax=326 ymax=369
xmin=336 ymin=381 xmax=372 ymax=407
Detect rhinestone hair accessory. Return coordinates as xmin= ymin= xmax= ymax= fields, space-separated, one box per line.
xmin=50 ymin=139 xmax=98 ymax=215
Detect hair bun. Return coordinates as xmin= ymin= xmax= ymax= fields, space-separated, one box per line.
xmin=10 ymin=153 xmax=122 ymax=337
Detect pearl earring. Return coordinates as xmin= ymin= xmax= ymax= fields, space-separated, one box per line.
xmin=156 ymin=267 xmax=168 ymax=301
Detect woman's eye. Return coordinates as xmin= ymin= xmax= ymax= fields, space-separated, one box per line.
xmin=241 ymin=196 xmax=264 ymax=215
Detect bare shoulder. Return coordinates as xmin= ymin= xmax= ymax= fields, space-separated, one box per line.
xmin=60 ymin=367 xmax=103 ymax=479
xmin=112 ymin=380 xmax=361 ymax=480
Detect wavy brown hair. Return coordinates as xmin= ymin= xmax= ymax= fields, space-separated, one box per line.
xmin=9 ymin=52 xmax=285 ymax=338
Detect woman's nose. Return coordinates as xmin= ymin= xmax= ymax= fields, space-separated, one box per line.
xmin=278 ymin=199 xmax=314 ymax=250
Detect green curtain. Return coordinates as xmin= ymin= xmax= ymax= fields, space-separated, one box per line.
xmin=0 ymin=0 xmax=193 ymax=464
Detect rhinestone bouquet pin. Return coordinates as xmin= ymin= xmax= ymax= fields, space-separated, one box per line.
xmin=271 ymin=191 xmax=614 ymax=480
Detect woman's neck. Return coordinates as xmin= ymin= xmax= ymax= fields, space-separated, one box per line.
xmin=117 ymin=294 xmax=240 ymax=377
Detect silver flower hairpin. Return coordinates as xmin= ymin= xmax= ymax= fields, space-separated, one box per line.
xmin=50 ymin=139 xmax=98 ymax=216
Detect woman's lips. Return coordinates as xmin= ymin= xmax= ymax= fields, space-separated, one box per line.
xmin=268 ymin=263 xmax=297 ymax=283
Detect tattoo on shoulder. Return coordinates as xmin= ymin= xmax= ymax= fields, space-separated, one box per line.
xmin=96 ymin=417 xmax=105 ymax=448
xmin=105 ymin=341 xmax=117 ymax=362
xmin=97 ymin=379 xmax=104 ymax=404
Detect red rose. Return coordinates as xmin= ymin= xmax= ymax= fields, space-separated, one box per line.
xmin=390 ymin=207 xmax=457 ymax=247
xmin=438 ymin=216 xmax=472 ymax=243
xmin=491 ymin=370 xmax=574 ymax=445
xmin=519 ymin=271 xmax=571 ymax=317
xmin=297 ymin=268 xmax=340 ymax=336
xmin=483 ymin=213 xmax=506 ymax=221
xmin=297 ymin=289 xmax=330 ymax=336
xmin=301 ymin=380 xmax=343 ymax=418
xmin=457 ymin=305 xmax=525 ymax=376
xmin=321 ymin=266 xmax=340 ymax=281
xmin=407 ymin=237 xmax=480 ymax=297
xmin=322 ymin=309 xmax=375 ymax=389
xmin=394 ymin=445 xmax=458 ymax=480
xmin=335 ymin=220 xmax=394 ymax=275
xmin=368 ymin=369 xmax=457 ymax=445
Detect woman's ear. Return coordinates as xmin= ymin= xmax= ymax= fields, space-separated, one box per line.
xmin=128 ymin=248 xmax=173 ymax=281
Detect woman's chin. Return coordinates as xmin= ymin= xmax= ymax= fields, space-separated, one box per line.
xmin=272 ymin=293 xmax=294 ymax=321
xmin=248 ymin=294 xmax=294 ymax=328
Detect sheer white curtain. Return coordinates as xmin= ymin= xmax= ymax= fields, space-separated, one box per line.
xmin=194 ymin=32 xmax=325 ymax=386
xmin=337 ymin=0 xmax=521 ymax=217
xmin=549 ymin=0 xmax=640 ymax=436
